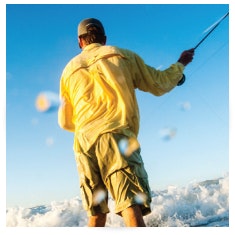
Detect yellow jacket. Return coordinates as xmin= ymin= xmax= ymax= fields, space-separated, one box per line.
xmin=58 ymin=43 xmax=184 ymax=152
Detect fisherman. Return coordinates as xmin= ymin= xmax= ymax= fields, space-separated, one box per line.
xmin=58 ymin=18 xmax=194 ymax=227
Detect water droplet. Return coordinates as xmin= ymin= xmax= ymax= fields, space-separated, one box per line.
xmin=35 ymin=91 xmax=60 ymax=113
xmin=92 ymin=189 xmax=107 ymax=206
xmin=159 ymin=127 xmax=177 ymax=141
xmin=179 ymin=101 xmax=191 ymax=111
xmin=118 ymin=137 xmax=140 ymax=157
xmin=134 ymin=192 xmax=147 ymax=204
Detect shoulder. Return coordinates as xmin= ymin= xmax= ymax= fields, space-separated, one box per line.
xmin=61 ymin=53 xmax=84 ymax=79
xmin=102 ymin=45 xmax=138 ymax=60
xmin=107 ymin=45 xmax=135 ymax=54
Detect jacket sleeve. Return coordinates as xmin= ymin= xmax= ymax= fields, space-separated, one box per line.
xmin=132 ymin=53 xmax=185 ymax=96
xmin=58 ymin=76 xmax=75 ymax=132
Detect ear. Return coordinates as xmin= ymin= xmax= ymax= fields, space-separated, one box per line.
xmin=102 ymin=36 xmax=107 ymax=45
xmin=78 ymin=37 xmax=83 ymax=49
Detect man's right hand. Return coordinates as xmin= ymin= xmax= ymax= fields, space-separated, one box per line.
xmin=177 ymin=48 xmax=195 ymax=66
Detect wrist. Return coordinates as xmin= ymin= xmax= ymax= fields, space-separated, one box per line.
xmin=177 ymin=60 xmax=186 ymax=66
xmin=176 ymin=61 xmax=185 ymax=68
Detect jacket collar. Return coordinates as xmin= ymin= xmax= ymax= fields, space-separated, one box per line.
xmin=83 ymin=43 xmax=103 ymax=51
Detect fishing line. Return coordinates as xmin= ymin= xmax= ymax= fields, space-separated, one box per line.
xmin=185 ymin=41 xmax=229 ymax=126
xmin=177 ymin=11 xmax=229 ymax=87
xmin=188 ymin=40 xmax=229 ymax=79
xmin=148 ymin=37 xmax=228 ymax=127
xmin=174 ymin=12 xmax=229 ymax=124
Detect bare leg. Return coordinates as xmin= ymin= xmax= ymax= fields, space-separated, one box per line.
xmin=88 ymin=213 xmax=107 ymax=227
xmin=121 ymin=205 xmax=146 ymax=227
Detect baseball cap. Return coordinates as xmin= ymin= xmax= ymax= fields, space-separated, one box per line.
xmin=78 ymin=18 xmax=105 ymax=37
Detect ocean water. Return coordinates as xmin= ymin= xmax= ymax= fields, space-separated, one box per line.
xmin=6 ymin=174 xmax=229 ymax=227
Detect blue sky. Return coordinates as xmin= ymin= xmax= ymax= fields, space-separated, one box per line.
xmin=5 ymin=3 xmax=230 ymax=208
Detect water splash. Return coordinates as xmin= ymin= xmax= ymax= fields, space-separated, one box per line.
xmin=92 ymin=189 xmax=107 ymax=206
xmin=118 ymin=137 xmax=140 ymax=157
xmin=159 ymin=127 xmax=177 ymax=141
xmin=179 ymin=101 xmax=191 ymax=111
xmin=6 ymin=174 xmax=229 ymax=227
xmin=35 ymin=91 xmax=61 ymax=113
xmin=134 ymin=192 xmax=148 ymax=205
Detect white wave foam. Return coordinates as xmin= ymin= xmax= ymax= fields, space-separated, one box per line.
xmin=6 ymin=174 xmax=228 ymax=227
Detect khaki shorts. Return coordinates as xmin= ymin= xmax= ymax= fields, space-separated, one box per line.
xmin=75 ymin=132 xmax=152 ymax=216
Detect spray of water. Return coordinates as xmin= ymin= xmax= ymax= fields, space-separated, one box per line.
xmin=159 ymin=127 xmax=177 ymax=141
xmin=118 ymin=137 xmax=140 ymax=157
xmin=92 ymin=189 xmax=107 ymax=206
xmin=35 ymin=91 xmax=61 ymax=113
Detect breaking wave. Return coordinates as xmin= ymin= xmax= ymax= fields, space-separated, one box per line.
xmin=6 ymin=174 xmax=229 ymax=227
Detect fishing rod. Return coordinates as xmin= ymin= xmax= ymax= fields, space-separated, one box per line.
xmin=194 ymin=12 xmax=229 ymax=50
xmin=177 ymin=11 xmax=229 ymax=86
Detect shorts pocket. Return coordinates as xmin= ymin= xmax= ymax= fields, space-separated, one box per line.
xmin=124 ymin=149 xmax=148 ymax=179
xmin=80 ymin=178 xmax=93 ymax=210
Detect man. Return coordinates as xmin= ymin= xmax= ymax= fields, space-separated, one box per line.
xmin=58 ymin=18 xmax=194 ymax=227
